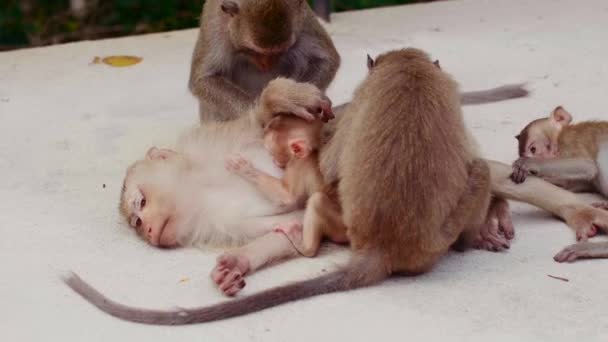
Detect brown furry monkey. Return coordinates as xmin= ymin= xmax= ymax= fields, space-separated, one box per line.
xmin=226 ymin=115 xmax=348 ymax=257
xmin=64 ymin=48 xmax=493 ymax=324
xmin=189 ymin=0 xmax=340 ymax=122
xmin=190 ymin=0 xmax=527 ymax=123
xmin=511 ymin=106 xmax=608 ymax=240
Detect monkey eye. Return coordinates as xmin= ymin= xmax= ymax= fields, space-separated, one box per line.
xmin=133 ymin=191 xmax=146 ymax=211
xmin=130 ymin=215 xmax=142 ymax=229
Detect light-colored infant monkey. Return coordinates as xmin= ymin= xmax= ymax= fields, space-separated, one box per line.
xmin=117 ymin=78 xmax=333 ymax=296
xmin=511 ymin=106 xmax=608 ymax=240
xmin=226 ymin=114 xmax=347 ymax=257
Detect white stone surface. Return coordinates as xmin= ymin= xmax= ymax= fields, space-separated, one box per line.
xmin=1 ymin=0 xmax=607 ymax=341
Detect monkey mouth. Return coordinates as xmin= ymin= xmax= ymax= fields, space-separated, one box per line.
xmin=157 ymin=217 xmax=176 ymax=247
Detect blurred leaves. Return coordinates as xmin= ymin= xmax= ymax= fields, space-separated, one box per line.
xmin=0 ymin=0 xmax=431 ymax=50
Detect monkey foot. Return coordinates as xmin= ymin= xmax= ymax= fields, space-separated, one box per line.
xmin=554 ymin=243 xmax=584 ymax=263
xmin=210 ymin=253 xmax=251 ymax=296
xmin=476 ymin=219 xmax=511 ymax=252
xmin=273 ymin=220 xmax=308 ymax=256
xmin=576 ymin=225 xmax=598 ymax=241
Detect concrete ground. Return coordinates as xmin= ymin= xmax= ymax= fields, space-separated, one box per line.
xmin=1 ymin=0 xmax=607 ymax=340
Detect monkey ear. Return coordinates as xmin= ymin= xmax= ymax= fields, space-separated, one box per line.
xmin=288 ymin=138 xmax=311 ymax=158
xmin=220 ymin=0 xmax=240 ymax=16
xmin=551 ymin=106 xmax=573 ymax=126
xmin=433 ymin=60 xmax=441 ymax=69
xmin=366 ymin=54 xmax=375 ymax=70
xmin=146 ymin=147 xmax=176 ymax=160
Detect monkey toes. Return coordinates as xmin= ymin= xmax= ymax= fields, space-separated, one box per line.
xmin=476 ymin=217 xmax=512 ymax=251
xmin=210 ymin=254 xmax=251 ymax=296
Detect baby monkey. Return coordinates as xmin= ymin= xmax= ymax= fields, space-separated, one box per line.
xmin=226 ymin=114 xmax=347 ymax=257
xmin=511 ymin=106 xmax=608 ymax=240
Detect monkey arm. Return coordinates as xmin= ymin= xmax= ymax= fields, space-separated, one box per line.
xmin=191 ymin=74 xmax=254 ymax=122
xmin=520 ymin=158 xmax=598 ymax=182
xmin=488 ymin=160 xmax=608 ymax=239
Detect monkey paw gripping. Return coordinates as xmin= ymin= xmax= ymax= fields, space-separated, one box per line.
xmin=225 ymin=154 xmax=258 ymax=179
xmin=510 ymin=157 xmax=538 ymax=184
xmin=262 ymin=78 xmax=334 ymax=122
xmin=210 ymin=254 xmax=250 ymax=296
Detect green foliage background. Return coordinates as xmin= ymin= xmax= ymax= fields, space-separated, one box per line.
xmin=0 ymin=0 xmax=427 ymax=50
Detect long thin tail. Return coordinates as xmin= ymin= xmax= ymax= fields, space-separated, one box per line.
xmin=63 ymin=254 xmax=387 ymax=325
xmin=461 ymin=83 xmax=529 ymax=105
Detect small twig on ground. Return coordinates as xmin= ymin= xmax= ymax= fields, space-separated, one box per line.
xmin=547 ymin=274 xmax=569 ymax=282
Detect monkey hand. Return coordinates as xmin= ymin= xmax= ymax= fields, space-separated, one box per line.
xmin=510 ymin=157 xmax=538 ymax=184
xmin=262 ymin=78 xmax=334 ymax=122
xmin=564 ymin=205 xmax=608 ymax=241
xmin=225 ymin=154 xmax=258 ymax=179
xmin=553 ymin=242 xmax=589 ymax=263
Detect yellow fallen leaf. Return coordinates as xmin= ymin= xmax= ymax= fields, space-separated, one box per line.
xmin=178 ymin=277 xmax=191 ymax=283
xmin=102 ymin=55 xmax=143 ymax=67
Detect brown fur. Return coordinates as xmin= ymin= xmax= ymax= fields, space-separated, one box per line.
xmin=189 ymin=0 xmax=340 ymax=122
xmin=63 ymin=48 xmax=491 ymax=325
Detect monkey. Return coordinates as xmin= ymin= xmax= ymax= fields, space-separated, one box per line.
xmin=510 ymin=106 xmax=608 ymax=240
xmin=189 ymin=1 xmax=528 ymax=123
xmin=116 ymin=77 xmax=333 ymax=296
xmin=64 ymin=48 xmax=501 ymax=325
xmin=189 ymin=0 xmax=341 ymax=122
xmin=225 ymin=114 xmax=348 ymax=257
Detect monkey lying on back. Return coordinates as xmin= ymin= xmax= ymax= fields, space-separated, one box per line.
xmin=226 ymin=114 xmax=347 ymax=257
xmin=510 ymin=106 xmax=608 ymax=261
xmin=190 ymin=0 xmax=529 ymax=122
xmin=65 ymin=48 xmax=495 ymax=324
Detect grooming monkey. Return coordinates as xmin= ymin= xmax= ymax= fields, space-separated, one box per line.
xmin=189 ymin=0 xmax=340 ymax=122
xmin=511 ymin=106 xmax=608 ymax=240
xmin=65 ymin=48 xmax=498 ymax=324
xmin=226 ymin=115 xmax=347 ymax=257
xmin=189 ymin=0 xmax=528 ymax=122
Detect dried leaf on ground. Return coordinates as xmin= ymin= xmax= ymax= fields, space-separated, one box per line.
xmin=101 ymin=55 xmax=143 ymax=67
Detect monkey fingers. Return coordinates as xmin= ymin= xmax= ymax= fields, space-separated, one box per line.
xmin=210 ymin=254 xmax=250 ymax=296
xmin=553 ymin=243 xmax=582 ymax=262
xmin=510 ymin=157 xmax=535 ymax=184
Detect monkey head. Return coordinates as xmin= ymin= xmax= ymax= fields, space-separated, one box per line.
xmin=263 ymin=115 xmax=321 ymax=168
xmin=220 ymin=0 xmax=306 ymax=71
xmin=119 ymin=147 xmax=191 ymax=248
xmin=515 ymin=106 xmax=572 ymax=159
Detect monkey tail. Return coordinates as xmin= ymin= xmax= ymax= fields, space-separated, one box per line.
xmin=63 ymin=253 xmax=387 ymax=325
xmin=461 ymin=83 xmax=529 ymax=105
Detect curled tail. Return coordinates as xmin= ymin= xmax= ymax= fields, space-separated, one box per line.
xmin=461 ymin=83 xmax=529 ymax=105
xmin=63 ymin=253 xmax=387 ymax=325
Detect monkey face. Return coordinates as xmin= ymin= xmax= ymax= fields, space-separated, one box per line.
xmin=120 ymin=157 xmax=187 ymax=248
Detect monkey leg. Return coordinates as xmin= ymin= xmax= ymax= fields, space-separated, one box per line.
xmin=489 ymin=160 xmax=608 ymax=241
xmin=211 ymin=231 xmax=300 ymax=296
xmin=294 ymin=192 xmax=348 ymax=257
xmin=442 ymin=159 xmax=492 ymax=251
xmin=553 ymin=241 xmax=608 ymax=262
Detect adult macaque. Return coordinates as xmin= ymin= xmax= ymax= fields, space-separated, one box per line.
xmin=226 ymin=115 xmax=347 ymax=257
xmin=65 ymin=48 xmax=499 ymax=324
xmin=189 ymin=0 xmax=340 ymax=122
xmin=189 ymin=0 xmax=528 ymax=122
xmin=511 ymin=106 xmax=608 ymax=240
